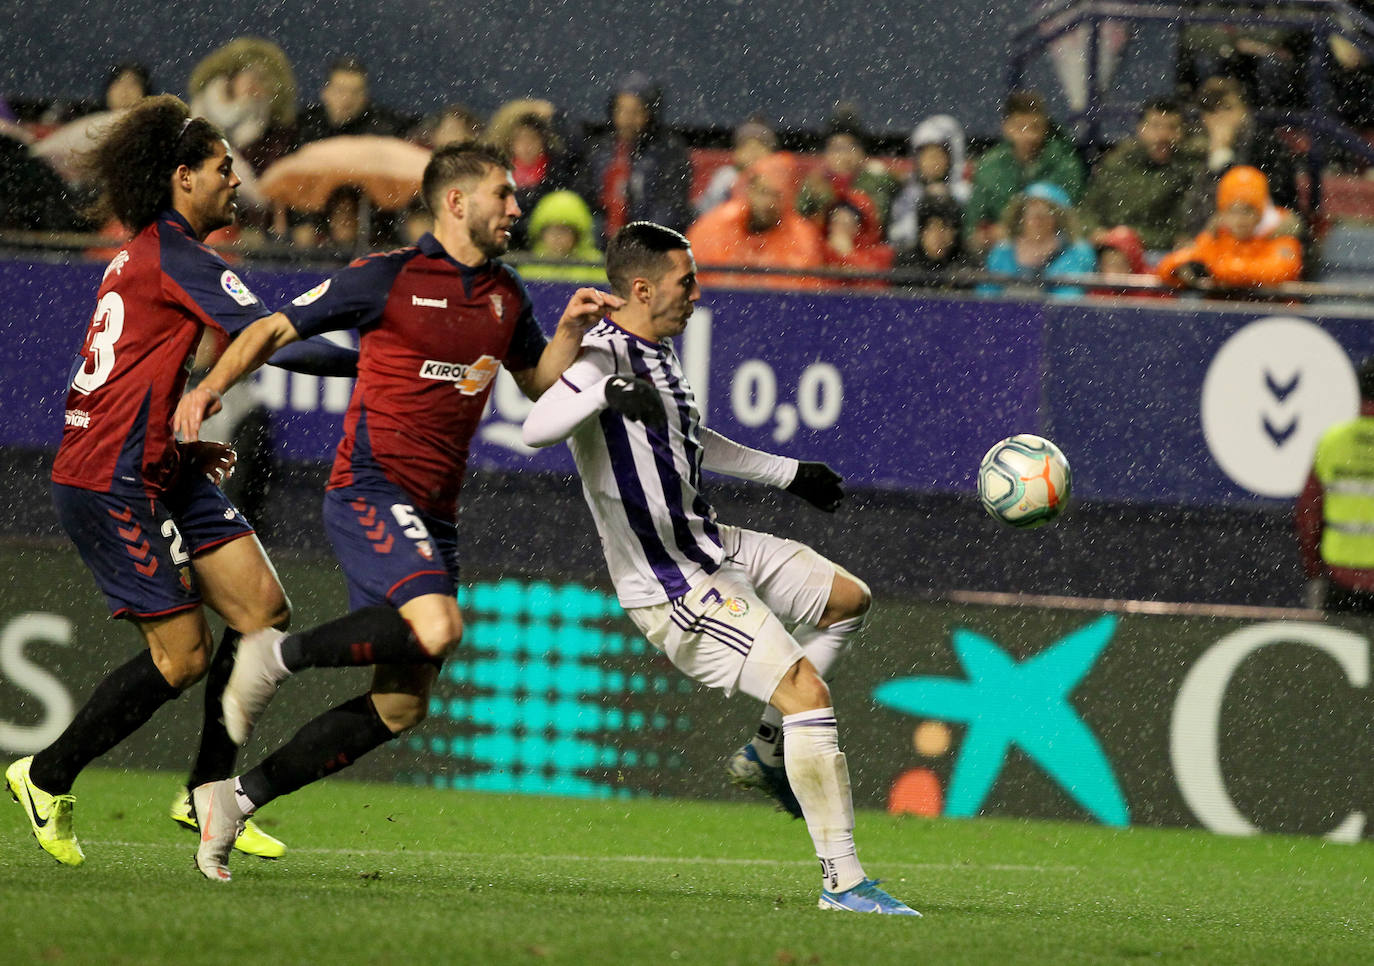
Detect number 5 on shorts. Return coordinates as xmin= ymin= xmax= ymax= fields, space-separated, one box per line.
xmin=390 ymin=504 xmax=430 ymax=540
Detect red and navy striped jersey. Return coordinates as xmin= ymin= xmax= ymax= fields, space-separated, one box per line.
xmin=51 ymin=210 xmax=271 ymax=495
xmin=284 ymin=233 xmax=546 ymax=519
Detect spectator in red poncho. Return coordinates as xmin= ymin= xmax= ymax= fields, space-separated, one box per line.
xmin=1090 ymin=225 xmax=1166 ymax=298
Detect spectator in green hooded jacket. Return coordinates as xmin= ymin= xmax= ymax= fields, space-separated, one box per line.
xmin=520 ymin=189 xmax=606 ymax=283
xmin=1079 ymin=96 xmax=1203 ymax=252
xmin=963 ymin=90 xmax=1085 ymax=257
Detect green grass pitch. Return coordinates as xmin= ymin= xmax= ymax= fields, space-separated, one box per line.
xmin=1 ymin=768 xmax=1367 ymax=965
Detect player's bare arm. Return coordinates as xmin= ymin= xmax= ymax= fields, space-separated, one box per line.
xmin=173 ymin=311 xmax=301 ymax=441
xmin=513 ymin=288 xmax=625 ymax=400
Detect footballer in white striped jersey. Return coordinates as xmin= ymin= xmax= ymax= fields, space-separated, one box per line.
xmin=521 ymin=222 xmax=918 ymax=915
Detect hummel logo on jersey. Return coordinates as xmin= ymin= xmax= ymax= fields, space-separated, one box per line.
xmin=419 ymin=356 xmax=501 ymax=395
xmin=412 ymin=295 xmax=448 ymax=309
xmin=103 ymin=250 xmax=130 ymax=281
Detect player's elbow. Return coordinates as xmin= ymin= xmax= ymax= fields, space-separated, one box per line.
xmin=521 ymin=418 xmax=559 ymax=449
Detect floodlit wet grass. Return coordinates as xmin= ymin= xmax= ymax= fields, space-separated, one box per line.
xmin=1 ymin=768 xmax=1367 ymax=965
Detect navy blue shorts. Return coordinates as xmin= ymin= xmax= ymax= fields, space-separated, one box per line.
xmin=53 ymin=472 xmax=255 ymax=620
xmin=322 ymin=481 xmax=458 ymax=611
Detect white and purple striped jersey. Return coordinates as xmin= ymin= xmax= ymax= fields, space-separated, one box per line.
xmin=524 ymin=318 xmax=796 ymax=609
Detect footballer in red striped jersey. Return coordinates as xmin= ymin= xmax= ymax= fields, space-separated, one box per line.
xmin=283 ymin=236 xmax=545 ymax=520
xmin=10 ymin=96 xmax=352 ymax=868
xmin=172 ymin=144 xmax=624 ymax=881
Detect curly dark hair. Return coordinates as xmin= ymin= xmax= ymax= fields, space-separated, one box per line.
xmin=78 ymin=94 xmax=225 ymax=233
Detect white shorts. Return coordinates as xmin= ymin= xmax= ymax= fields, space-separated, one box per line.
xmin=719 ymin=525 xmax=837 ymax=629
xmin=625 ymin=527 xmax=841 ymax=702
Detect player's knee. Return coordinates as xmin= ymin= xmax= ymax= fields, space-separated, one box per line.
xmin=370 ymin=692 xmax=428 ymax=733
xmin=849 ymin=576 xmax=873 ymax=618
xmin=229 ymin=586 xmax=291 ymax=634
xmin=819 ymin=571 xmax=872 ymax=628
xmin=411 ymin=609 xmax=463 ymax=658
xmin=252 ymin=580 xmax=292 ymax=630
xmin=268 ymin=592 xmax=292 ymax=631
xmin=156 ymin=643 xmax=212 ymax=690
xmin=795 ymin=664 xmax=832 ymax=709
xmin=772 ymin=659 xmax=832 ymax=714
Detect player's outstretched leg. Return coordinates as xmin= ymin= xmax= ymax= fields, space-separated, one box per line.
xmin=781 ymin=709 xmax=919 ymax=917
xmin=10 ymin=644 xmax=185 ymax=866
xmin=222 ymin=606 xmax=425 ymax=745
xmin=7 ymin=757 xmax=84 ymax=867
xmin=192 ymin=693 xmax=398 ymax=881
xmin=171 ymin=628 xmax=286 ymax=858
xmin=733 ymin=566 xmax=870 ymax=818
xmin=771 ymin=658 xmax=919 ymax=917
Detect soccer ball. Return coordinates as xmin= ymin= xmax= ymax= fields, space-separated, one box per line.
xmin=977 ymin=434 xmax=1072 ymax=528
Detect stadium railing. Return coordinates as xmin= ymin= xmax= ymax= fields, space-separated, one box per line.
xmin=3 ymin=230 xmax=1370 ymax=304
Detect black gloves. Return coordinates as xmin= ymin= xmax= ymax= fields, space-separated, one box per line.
xmin=604 ymin=375 xmax=668 ymax=433
xmin=786 ymin=461 xmax=845 ymax=512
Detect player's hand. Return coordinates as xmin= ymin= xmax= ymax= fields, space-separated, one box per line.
xmin=558 ymin=288 xmax=625 ymax=336
xmin=604 ymin=375 xmax=667 ymax=434
xmin=172 ymin=385 xmax=223 ymax=442
xmin=179 ymin=440 xmax=237 ymax=486
xmin=786 ymin=461 xmax=845 ymax=512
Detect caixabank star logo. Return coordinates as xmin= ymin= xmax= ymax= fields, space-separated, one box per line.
xmin=869 ymin=610 xmax=1369 ymax=841
xmin=873 ymin=615 xmax=1129 ymax=828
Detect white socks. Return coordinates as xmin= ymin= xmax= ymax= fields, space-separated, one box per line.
xmin=233 ymin=778 xmax=258 ymax=815
xmin=750 ymin=616 xmax=865 ymax=767
xmin=782 ymin=707 xmax=864 ymax=893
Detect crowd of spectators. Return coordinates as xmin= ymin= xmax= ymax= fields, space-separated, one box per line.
xmin=0 ymin=30 xmax=1351 ymax=299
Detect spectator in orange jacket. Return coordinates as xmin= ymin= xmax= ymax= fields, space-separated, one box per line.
xmin=686 ymin=152 xmax=826 ymax=290
xmin=1156 ymin=165 xmax=1301 ymax=290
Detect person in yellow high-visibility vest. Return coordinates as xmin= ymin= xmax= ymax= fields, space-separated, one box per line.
xmin=1297 ymin=357 xmax=1374 ymax=611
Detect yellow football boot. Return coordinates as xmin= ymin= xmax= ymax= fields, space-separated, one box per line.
xmin=7 ymin=757 xmax=85 ymax=867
